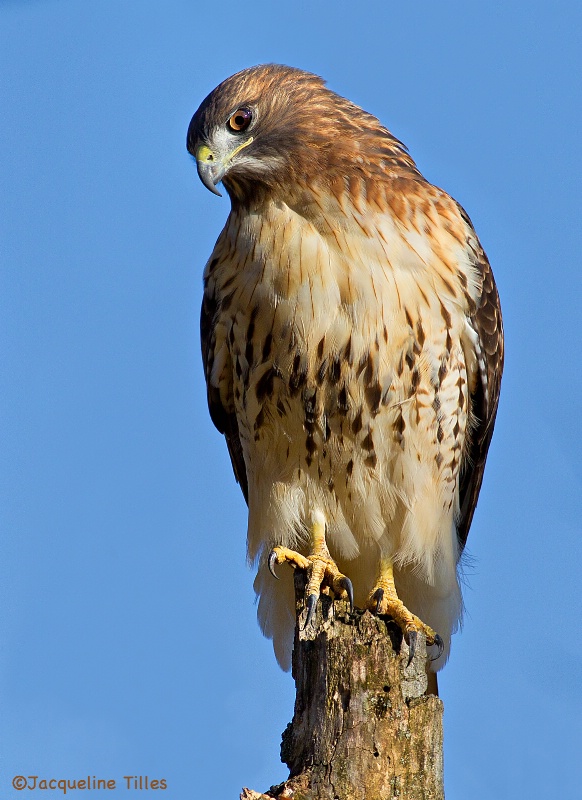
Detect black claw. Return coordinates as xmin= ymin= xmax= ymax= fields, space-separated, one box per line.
xmin=268 ymin=550 xmax=279 ymax=580
xmin=406 ymin=630 xmax=417 ymax=666
xmin=303 ymin=593 xmax=319 ymax=628
xmin=373 ymin=587 xmax=384 ymax=611
xmin=338 ymin=576 xmax=354 ymax=612
xmin=430 ymin=634 xmax=444 ymax=662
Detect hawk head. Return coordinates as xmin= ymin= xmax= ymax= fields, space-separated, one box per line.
xmin=187 ymin=64 xmax=417 ymax=204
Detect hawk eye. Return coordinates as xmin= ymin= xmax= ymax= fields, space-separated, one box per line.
xmin=227 ymin=108 xmax=253 ymax=133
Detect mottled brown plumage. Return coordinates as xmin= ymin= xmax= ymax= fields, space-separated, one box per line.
xmin=188 ymin=65 xmax=503 ymax=672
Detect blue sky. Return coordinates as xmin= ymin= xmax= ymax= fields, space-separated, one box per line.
xmin=1 ymin=1 xmax=581 ymax=798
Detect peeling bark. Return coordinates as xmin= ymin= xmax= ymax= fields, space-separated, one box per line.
xmin=242 ymin=573 xmax=444 ymax=800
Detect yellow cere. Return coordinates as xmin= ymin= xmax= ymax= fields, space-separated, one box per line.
xmin=196 ymin=144 xmax=215 ymax=164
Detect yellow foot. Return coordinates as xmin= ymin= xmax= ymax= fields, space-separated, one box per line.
xmin=268 ymin=545 xmax=354 ymax=627
xmin=367 ymin=561 xmax=443 ymax=665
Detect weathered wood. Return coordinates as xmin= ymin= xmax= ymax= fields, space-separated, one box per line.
xmin=242 ymin=573 xmax=444 ymax=800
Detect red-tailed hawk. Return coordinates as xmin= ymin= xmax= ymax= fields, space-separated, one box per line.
xmin=187 ymin=65 xmax=503 ymax=676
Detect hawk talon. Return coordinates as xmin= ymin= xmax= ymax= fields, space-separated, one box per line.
xmin=372 ymin=587 xmax=384 ymax=610
xmin=368 ymin=579 xmax=439 ymax=663
xmin=337 ymin=576 xmax=354 ymax=612
xmin=267 ymin=543 xmax=352 ymax=624
xmin=268 ymin=550 xmax=280 ymax=580
xmin=405 ymin=630 xmax=417 ymax=666
xmin=430 ymin=634 xmax=445 ymax=662
xmin=303 ymin=593 xmax=319 ymax=629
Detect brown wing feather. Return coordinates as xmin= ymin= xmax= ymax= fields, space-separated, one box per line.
xmin=457 ymin=229 xmax=504 ymax=551
xmin=200 ymin=278 xmax=249 ymax=504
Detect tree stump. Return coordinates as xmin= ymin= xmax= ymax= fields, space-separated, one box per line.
xmin=242 ymin=573 xmax=444 ymax=800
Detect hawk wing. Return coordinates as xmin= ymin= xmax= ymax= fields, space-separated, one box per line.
xmin=200 ymin=272 xmax=249 ymax=504
xmin=457 ymin=212 xmax=504 ymax=550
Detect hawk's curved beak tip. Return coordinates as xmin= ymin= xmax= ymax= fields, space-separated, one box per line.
xmin=196 ymin=145 xmax=223 ymax=197
xmin=197 ymin=163 xmax=222 ymax=196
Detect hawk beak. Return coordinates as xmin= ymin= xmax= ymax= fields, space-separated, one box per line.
xmin=196 ymin=145 xmax=224 ymax=196
xmin=195 ymin=137 xmax=254 ymax=197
